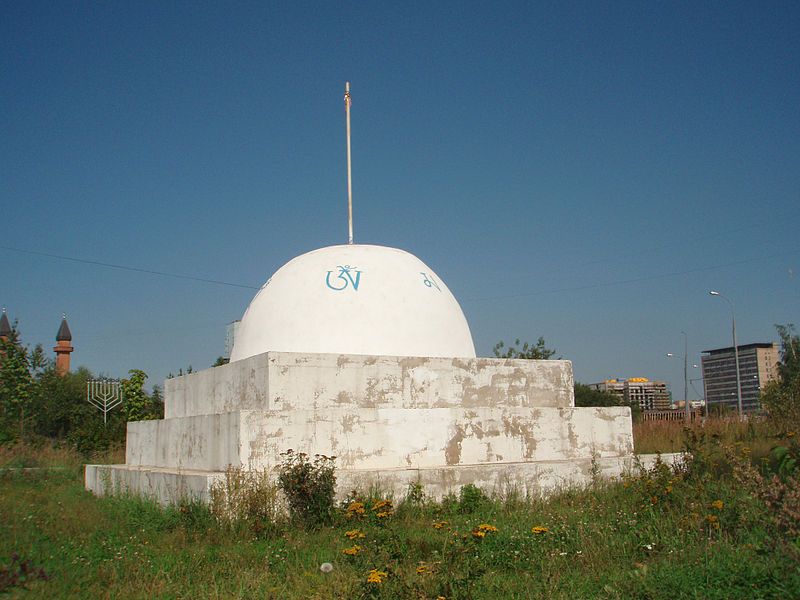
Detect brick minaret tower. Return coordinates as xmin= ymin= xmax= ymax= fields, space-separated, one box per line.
xmin=54 ymin=314 xmax=73 ymax=376
xmin=0 ymin=308 xmax=11 ymax=342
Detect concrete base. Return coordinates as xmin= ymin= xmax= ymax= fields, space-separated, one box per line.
xmin=85 ymin=351 xmax=651 ymax=506
xmin=85 ymin=453 xmax=681 ymax=506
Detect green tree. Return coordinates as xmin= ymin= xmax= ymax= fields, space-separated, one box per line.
xmin=29 ymin=366 xmax=127 ymax=454
xmin=574 ymin=382 xmax=641 ymax=421
xmin=0 ymin=326 xmax=34 ymax=442
xmin=122 ymin=369 xmax=153 ymax=422
xmin=493 ymin=337 xmax=557 ymax=360
xmin=761 ymin=324 xmax=800 ymax=423
xmin=774 ymin=324 xmax=800 ymax=384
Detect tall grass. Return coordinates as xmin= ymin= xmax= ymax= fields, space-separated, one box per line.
xmin=2 ymin=429 xmax=799 ymax=598
xmin=633 ymin=415 xmax=790 ymax=458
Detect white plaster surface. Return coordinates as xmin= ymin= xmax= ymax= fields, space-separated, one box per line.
xmin=230 ymin=245 xmax=476 ymax=361
xmin=86 ymin=350 xmax=645 ymax=508
xmin=127 ymin=406 xmax=632 ymax=472
xmin=166 ymin=352 xmax=575 ymax=418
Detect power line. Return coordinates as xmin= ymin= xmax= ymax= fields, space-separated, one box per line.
xmin=3 ymin=243 xmax=795 ymax=304
xmin=0 ymin=245 xmax=260 ymax=290
xmin=462 ymin=250 xmax=796 ymax=303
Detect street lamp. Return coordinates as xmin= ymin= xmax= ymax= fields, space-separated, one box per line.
xmin=666 ymin=331 xmax=690 ymax=422
xmin=709 ymin=290 xmax=743 ymax=418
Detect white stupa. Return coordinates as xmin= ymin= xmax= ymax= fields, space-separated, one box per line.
xmin=230 ymin=244 xmax=476 ymax=362
xmin=85 ymin=82 xmax=668 ymax=506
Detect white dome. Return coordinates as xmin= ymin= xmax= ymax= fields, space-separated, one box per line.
xmin=230 ymin=244 xmax=475 ymax=361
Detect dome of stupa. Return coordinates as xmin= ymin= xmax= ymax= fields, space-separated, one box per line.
xmin=229 ymin=244 xmax=475 ymax=362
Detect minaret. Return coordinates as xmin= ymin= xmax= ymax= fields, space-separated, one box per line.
xmin=54 ymin=314 xmax=73 ymax=376
xmin=0 ymin=308 xmax=10 ymax=342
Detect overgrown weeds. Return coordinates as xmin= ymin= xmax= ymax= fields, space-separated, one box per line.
xmin=633 ymin=414 xmax=788 ymax=458
xmin=0 ymin=553 xmax=49 ymax=593
xmin=2 ymin=422 xmax=800 ymax=598
xmin=276 ymin=449 xmax=336 ymax=527
xmin=210 ymin=466 xmax=282 ymax=536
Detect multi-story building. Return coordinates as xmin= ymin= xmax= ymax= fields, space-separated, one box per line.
xmin=701 ymin=342 xmax=779 ymax=413
xmin=588 ymin=378 xmax=671 ymax=411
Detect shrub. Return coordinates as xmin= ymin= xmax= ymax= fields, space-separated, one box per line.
xmin=210 ymin=466 xmax=281 ymax=535
xmin=458 ymin=483 xmax=488 ymax=513
xmin=276 ymin=450 xmax=336 ymax=527
xmin=0 ymin=553 xmax=48 ymax=593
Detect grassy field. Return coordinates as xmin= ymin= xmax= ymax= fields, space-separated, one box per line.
xmin=1 ymin=421 xmax=799 ymax=599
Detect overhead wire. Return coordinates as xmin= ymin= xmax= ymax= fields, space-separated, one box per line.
xmin=0 ymin=245 xmax=259 ymax=290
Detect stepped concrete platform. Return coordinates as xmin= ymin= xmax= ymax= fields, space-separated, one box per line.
xmin=86 ymin=351 xmax=673 ymax=504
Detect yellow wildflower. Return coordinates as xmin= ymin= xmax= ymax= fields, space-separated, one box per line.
xmin=416 ymin=563 xmax=431 ymax=575
xmin=433 ymin=521 xmax=448 ymax=530
xmin=345 ymin=529 xmax=365 ymax=539
xmin=710 ymin=500 xmax=724 ymax=510
xmin=705 ymin=514 xmax=719 ymax=524
xmin=346 ymin=502 xmax=365 ymax=517
xmin=342 ymin=545 xmax=362 ymax=556
xmin=471 ymin=523 xmax=497 ymax=538
xmin=787 ymin=431 xmax=796 ymax=438
xmin=366 ymin=569 xmax=388 ymax=584
xmin=372 ymin=499 xmax=393 ymax=512
xmin=531 ymin=526 xmax=549 ymax=534
xmin=650 ymin=496 xmax=658 ymax=504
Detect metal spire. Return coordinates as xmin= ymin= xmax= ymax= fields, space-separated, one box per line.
xmin=344 ymin=82 xmax=354 ymax=244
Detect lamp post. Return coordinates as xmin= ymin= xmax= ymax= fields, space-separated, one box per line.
xmin=709 ymin=290 xmax=743 ymax=418
xmin=666 ymin=331 xmax=690 ymax=422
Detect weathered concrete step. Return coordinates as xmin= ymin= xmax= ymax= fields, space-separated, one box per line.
xmin=165 ymin=351 xmax=575 ymax=418
xmin=126 ymin=406 xmax=633 ymax=473
xmin=86 ymin=453 xmax=680 ymax=506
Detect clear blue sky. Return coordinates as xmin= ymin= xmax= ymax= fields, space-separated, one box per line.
xmin=2 ymin=2 xmax=798 ymax=397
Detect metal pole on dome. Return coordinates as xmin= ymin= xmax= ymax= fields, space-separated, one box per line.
xmin=345 ymin=82 xmax=354 ymax=244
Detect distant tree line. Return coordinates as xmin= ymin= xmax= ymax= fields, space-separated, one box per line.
xmin=0 ymin=323 xmax=163 ymax=454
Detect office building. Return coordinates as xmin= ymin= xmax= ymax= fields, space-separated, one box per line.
xmin=701 ymin=342 xmax=779 ymax=413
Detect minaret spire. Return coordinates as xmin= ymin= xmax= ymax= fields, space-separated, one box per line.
xmin=0 ymin=308 xmax=11 ymax=341
xmin=54 ymin=313 xmax=74 ymax=376
xmin=344 ymin=82 xmax=354 ymax=245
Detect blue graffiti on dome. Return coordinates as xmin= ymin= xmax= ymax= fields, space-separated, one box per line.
xmin=420 ymin=272 xmax=441 ymax=291
xmin=326 ymin=265 xmax=363 ymax=291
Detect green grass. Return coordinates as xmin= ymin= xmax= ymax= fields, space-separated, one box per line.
xmin=1 ymin=438 xmax=799 ymax=599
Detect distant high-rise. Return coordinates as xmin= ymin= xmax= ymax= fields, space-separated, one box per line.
xmin=588 ymin=378 xmax=671 ymax=411
xmin=701 ymin=343 xmax=779 ymax=413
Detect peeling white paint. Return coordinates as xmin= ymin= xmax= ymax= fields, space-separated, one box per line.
xmin=88 ymin=350 xmax=644 ymax=506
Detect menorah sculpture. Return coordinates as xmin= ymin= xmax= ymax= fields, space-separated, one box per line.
xmin=86 ymin=379 xmax=123 ymax=425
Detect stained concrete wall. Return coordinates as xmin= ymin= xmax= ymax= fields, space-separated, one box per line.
xmin=166 ymin=352 xmax=575 ymax=418
xmin=126 ymin=406 xmax=632 ymax=472
xmin=89 ymin=350 xmax=642 ymax=508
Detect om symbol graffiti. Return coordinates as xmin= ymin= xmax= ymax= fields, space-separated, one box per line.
xmin=420 ymin=272 xmax=441 ymax=291
xmin=325 ymin=265 xmax=362 ymax=291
